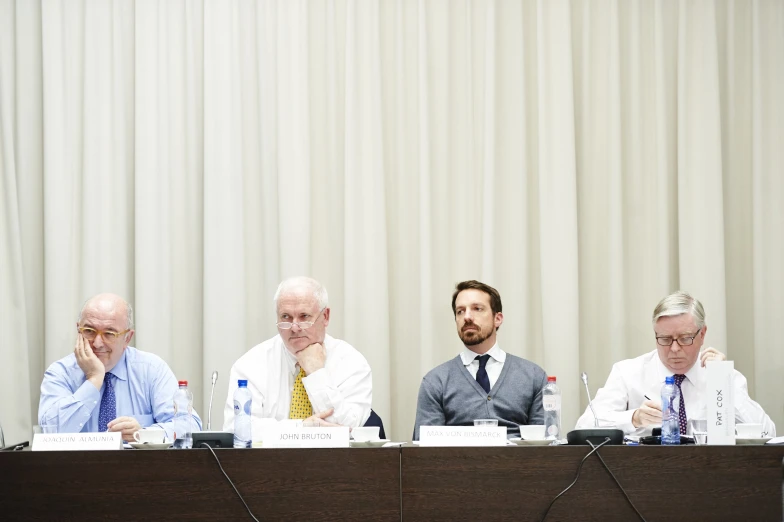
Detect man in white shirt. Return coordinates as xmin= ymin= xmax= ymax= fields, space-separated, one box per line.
xmin=222 ymin=277 xmax=372 ymax=433
xmin=575 ymin=290 xmax=776 ymax=436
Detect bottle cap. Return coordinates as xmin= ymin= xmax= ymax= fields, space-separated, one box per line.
xmin=238 ymin=379 xmax=248 ymax=387
xmin=547 ymin=376 xmax=556 ymax=382
xmin=664 ymin=376 xmax=674 ymax=384
xmin=178 ymin=380 xmax=188 ymax=386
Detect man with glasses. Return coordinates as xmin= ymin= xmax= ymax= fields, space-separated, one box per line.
xmin=38 ymin=293 xmax=202 ymax=441
xmin=575 ymin=290 xmax=775 ymax=436
xmin=222 ymin=277 xmax=372 ymax=432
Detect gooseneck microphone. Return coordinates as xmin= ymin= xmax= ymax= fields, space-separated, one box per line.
xmin=191 ymin=370 xmax=234 ymax=448
xmin=566 ymin=371 xmax=624 ymax=445
xmin=208 ymin=371 xmax=218 ymax=431
xmin=581 ymin=372 xmax=599 ymax=428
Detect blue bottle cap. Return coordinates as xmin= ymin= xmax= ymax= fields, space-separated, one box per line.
xmin=664 ymin=376 xmax=674 ymax=384
xmin=238 ymin=379 xmax=248 ymax=387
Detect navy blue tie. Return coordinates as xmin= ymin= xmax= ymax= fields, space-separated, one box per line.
xmin=475 ymin=354 xmax=491 ymax=393
xmin=98 ymin=373 xmax=116 ymax=432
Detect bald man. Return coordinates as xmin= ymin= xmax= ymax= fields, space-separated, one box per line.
xmin=38 ymin=293 xmax=202 ymax=442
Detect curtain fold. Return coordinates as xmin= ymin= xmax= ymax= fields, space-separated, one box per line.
xmin=1 ymin=0 xmax=782 ymax=444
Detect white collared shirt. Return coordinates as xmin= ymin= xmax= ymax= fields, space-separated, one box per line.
xmin=460 ymin=343 xmax=506 ymax=390
xmin=574 ymin=349 xmax=776 ymax=436
xmin=222 ymin=334 xmax=372 ymax=433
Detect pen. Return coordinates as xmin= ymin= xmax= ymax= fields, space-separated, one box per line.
xmin=644 ymin=395 xmax=651 ymax=401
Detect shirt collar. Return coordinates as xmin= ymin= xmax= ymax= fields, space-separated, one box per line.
xmin=460 ymin=343 xmax=506 ymax=366
xmin=107 ymin=348 xmax=129 ymax=381
xmin=654 ymin=352 xmax=701 ymax=385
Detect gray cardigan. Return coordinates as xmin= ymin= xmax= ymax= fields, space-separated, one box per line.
xmin=413 ymin=353 xmax=548 ymax=440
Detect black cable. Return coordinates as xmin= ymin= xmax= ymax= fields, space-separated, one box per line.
xmin=199 ymin=443 xmax=261 ymax=521
xmin=587 ymin=440 xmax=647 ymax=522
xmin=539 ymin=438 xmax=611 ymax=522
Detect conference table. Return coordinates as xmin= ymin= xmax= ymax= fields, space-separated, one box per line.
xmin=1 ymin=444 xmax=782 ymax=521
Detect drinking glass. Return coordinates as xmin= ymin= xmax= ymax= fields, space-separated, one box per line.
xmin=688 ymin=419 xmax=708 ymax=445
xmin=473 ymin=419 xmax=498 ymax=426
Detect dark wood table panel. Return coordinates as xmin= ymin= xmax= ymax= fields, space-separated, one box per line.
xmin=401 ymin=445 xmax=784 ymax=521
xmin=0 ymin=448 xmax=401 ymax=521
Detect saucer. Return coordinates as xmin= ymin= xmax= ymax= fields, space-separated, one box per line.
xmin=509 ymin=438 xmax=551 ymax=446
xmin=129 ymin=442 xmax=172 ymax=450
xmin=735 ymin=437 xmax=771 ymax=445
xmin=350 ymin=439 xmax=390 ymax=448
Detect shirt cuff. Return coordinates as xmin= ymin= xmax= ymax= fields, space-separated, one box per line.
xmin=74 ymin=380 xmax=102 ymax=407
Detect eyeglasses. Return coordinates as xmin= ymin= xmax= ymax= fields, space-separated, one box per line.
xmin=78 ymin=326 xmax=130 ymax=343
xmin=655 ymin=331 xmax=701 ymax=347
xmin=276 ymin=307 xmax=326 ymax=330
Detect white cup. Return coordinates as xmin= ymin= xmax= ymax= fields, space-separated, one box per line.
xmin=133 ymin=428 xmax=167 ymax=444
xmin=518 ymin=424 xmax=546 ymax=440
xmin=735 ymin=423 xmax=763 ymax=438
xmin=351 ymin=426 xmax=380 ymax=442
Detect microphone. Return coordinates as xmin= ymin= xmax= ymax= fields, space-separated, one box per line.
xmin=208 ymin=371 xmax=218 ymax=430
xmin=566 ymin=371 xmax=624 ymax=445
xmin=191 ymin=370 xmax=234 ymax=449
xmin=581 ymin=372 xmax=599 ymax=428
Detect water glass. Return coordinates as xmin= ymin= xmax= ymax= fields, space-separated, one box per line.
xmin=688 ymin=419 xmax=708 ymax=445
xmin=473 ymin=419 xmax=498 ymax=426
xmin=39 ymin=418 xmax=58 ymax=434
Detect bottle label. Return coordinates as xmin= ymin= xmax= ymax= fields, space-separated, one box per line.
xmin=543 ymin=396 xmax=561 ymax=411
xmin=234 ymin=399 xmax=252 ymax=415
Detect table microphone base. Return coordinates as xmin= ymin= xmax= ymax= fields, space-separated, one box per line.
xmin=567 ymin=428 xmax=624 ymax=446
xmin=192 ymin=431 xmax=234 ymax=449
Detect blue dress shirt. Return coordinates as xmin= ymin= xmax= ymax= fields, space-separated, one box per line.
xmin=38 ymin=346 xmax=202 ymax=440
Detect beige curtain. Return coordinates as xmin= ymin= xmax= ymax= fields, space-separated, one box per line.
xmin=1 ymin=0 xmax=782 ymax=444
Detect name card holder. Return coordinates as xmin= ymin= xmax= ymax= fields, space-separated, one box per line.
xmin=419 ymin=426 xmax=507 ymax=447
xmin=260 ymin=426 xmax=350 ymax=448
xmin=33 ymin=432 xmax=123 ymax=451
xmin=706 ymin=361 xmax=735 ymax=445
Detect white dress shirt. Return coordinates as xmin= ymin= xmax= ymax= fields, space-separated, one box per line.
xmin=460 ymin=343 xmax=505 ymax=390
xmin=222 ymin=334 xmax=372 ymax=432
xmin=575 ymin=349 xmax=776 ymax=436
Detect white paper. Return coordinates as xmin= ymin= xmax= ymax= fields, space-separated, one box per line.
xmin=33 ymin=432 xmax=122 ymax=451
xmin=419 ymin=426 xmax=507 ymax=447
xmin=706 ymin=361 xmax=735 ymax=445
xmin=260 ymin=426 xmax=350 ymax=448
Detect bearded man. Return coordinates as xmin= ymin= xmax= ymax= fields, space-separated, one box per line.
xmin=412 ymin=280 xmax=547 ymax=440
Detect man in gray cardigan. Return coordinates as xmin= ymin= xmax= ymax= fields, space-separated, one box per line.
xmin=413 ymin=280 xmax=548 ymax=440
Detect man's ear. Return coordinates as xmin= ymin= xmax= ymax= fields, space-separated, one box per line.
xmin=494 ymin=312 xmax=504 ymax=329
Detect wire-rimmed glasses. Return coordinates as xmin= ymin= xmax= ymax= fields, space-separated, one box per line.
xmin=276 ymin=307 xmax=326 ymax=330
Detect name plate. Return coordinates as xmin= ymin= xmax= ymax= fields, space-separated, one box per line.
xmin=419 ymin=426 xmax=507 ymax=446
xmin=33 ymin=432 xmax=122 ymax=451
xmin=706 ymin=360 xmax=735 ymax=445
xmin=260 ymin=427 xmax=350 ymax=448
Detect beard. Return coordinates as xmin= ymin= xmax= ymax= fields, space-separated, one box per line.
xmin=459 ymin=326 xmax=491 ymax=346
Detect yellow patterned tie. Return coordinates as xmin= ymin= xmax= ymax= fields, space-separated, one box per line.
xmin=289 ymin=367 xmax=313 ymax=419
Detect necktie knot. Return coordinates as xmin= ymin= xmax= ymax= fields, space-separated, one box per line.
xmin=476 ymin=354 xmax=490 ymax=369
xmin=673 ymin=374 xmax=686 ymax=386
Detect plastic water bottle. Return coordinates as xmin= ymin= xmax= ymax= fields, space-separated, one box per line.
xmin=233 ymin=379 xmax=252 ymax=448
xmin=661 ymin=376 xmax=681 ymax=445
xmin=542 ymin=376 xmax=561 ymax=441
xmin=172 ymin=380 xmax=193 ymax=449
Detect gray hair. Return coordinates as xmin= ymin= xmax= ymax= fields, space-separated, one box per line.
xmin=77 ymin=295 xmax=135 ymax=330
xmin=652 ymin=290 xmax=705 ymax=330
xmin=273 ymin=277 xmax=329 ymax=311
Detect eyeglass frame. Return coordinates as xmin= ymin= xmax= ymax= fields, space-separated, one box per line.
xmin=655 ymin=329 xmax=703 ymax=347
xmin=77 ymin=326 xmax=131 ymax=343
xmin=276 ymin=306 xmax=327 ymax=330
